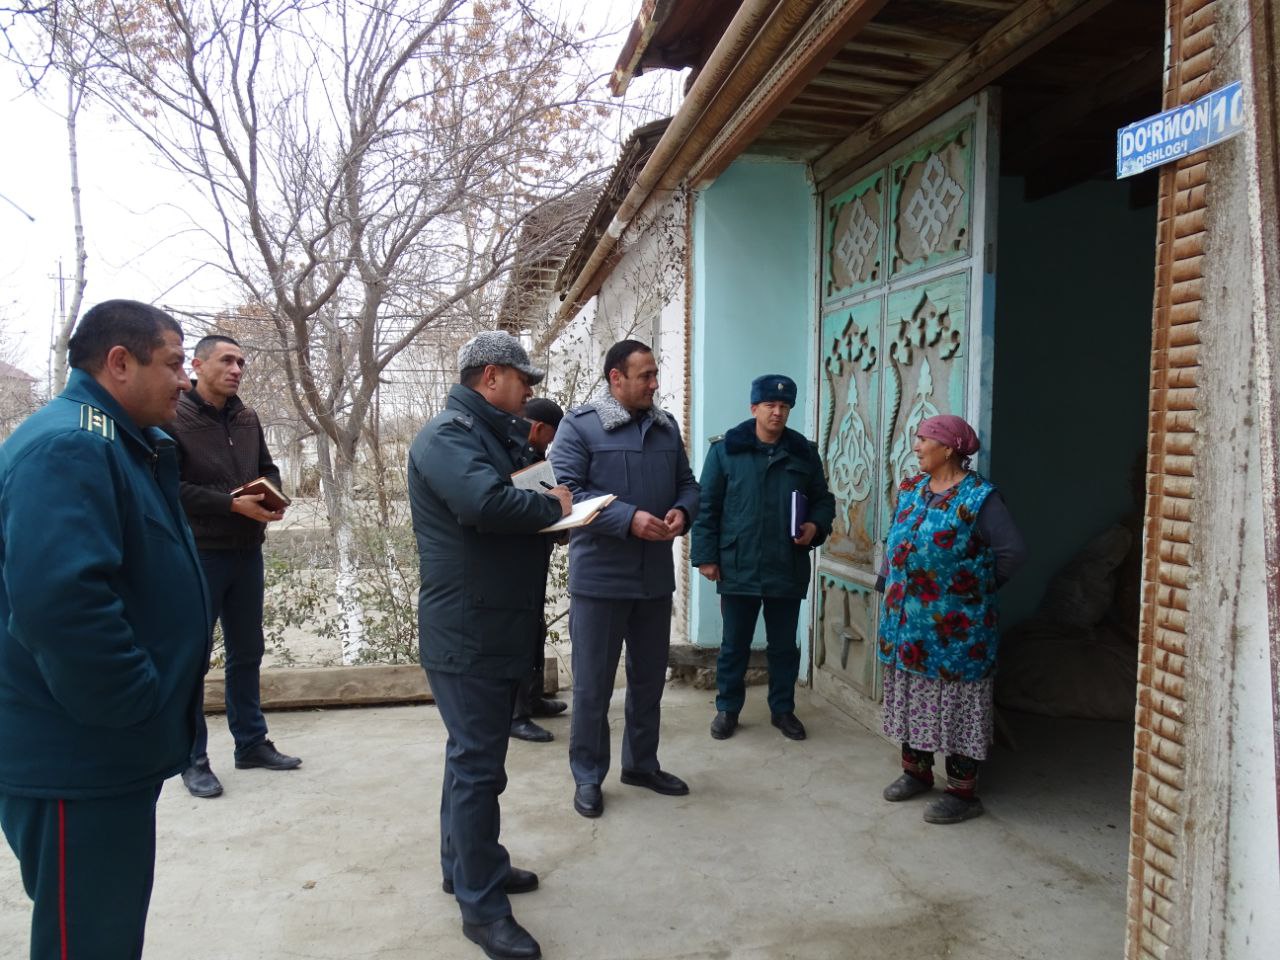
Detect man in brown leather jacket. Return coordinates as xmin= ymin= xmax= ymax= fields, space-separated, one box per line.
xmin=167 ymin=334 xmax=301 ymax=798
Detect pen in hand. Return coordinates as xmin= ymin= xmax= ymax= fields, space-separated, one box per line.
xmin=541 ymin=481 xmax=572 ymax=516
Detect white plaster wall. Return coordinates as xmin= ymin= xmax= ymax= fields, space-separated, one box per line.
xmin=1224 ymin=429 xmax=1280 ymax=955
xmin=591 ymin=188 xmax=688 ymax=402
xmin=1223 ymin=2 xmax=1280 ymax=949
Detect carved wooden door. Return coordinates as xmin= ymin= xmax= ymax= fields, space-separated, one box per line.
xmin=813 ymin=94 xmax=998 ymax=721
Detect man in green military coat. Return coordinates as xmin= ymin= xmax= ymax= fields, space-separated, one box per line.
xmin=0 ymin=300 xmax=209 ymax=959
xmin=690 ymin=374 xmax=835 ymax=742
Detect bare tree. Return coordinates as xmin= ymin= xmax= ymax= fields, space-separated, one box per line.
xmin=185 ymin=302 xmax=315 ymax=491
xmin=3 ymin=1 xmax=108 ymax=391
xmin=38 ymin=0 xmax=603 ymax=659
xmin=50 ymin=57 xmax=88 ymax=392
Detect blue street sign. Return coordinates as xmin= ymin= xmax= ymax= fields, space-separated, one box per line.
xmin=1116 ymin=81 xmax=1246 ymax=179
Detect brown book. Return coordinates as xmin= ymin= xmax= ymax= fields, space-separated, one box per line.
xmin=230 ymin=476 xmax=291 ymax=511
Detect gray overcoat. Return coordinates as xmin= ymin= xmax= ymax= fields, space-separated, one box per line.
xmin=550 ymin=387 xmax=700 ymax=599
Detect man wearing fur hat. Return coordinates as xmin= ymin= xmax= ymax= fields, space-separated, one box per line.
xmin=549 ymin=339 xmax=700 ymax=819
xmin=690 ymin=374 xmax=835 ymax=742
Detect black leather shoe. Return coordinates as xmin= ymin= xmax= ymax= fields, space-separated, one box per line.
xmin=181 ymin=757 xmax=223 ymax=798
xmin=461 ymin=915 xmax=541 ymax=960
xmin=443 ymin=866 xmax=539 ymax=896
xmin=509 ymin=719 xmax=554 ymax=742
xmin=771 ymin=711 xmax=807 ymax=741
xmin=573 ymin=783 xmax=603 ymax=818
xmin=234 ymin=739 xmax=302 ymax=770
xmin=710 ymin=711 xmax=738 ymax=740
xmin=620 ymin=768 xmax=689 ymax=795
xmin=530 ymin=697 xmax=567 ymax=717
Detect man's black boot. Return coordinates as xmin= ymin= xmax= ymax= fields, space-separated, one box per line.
xmin=710 ymin=711 xmax=738 ymax=740
xmin=530 ymin=697 xmax=567 ymax=717
xmin=182 ymin=756 xmax=223 ymax=798
xmin=235 ymin=739 xmax=302 ymax=770
xmin=771 ymin=711 xmax=807 ymax=740
xmin=573 ymin=783 xmax=603 ymax=818
xmin=461 ymin=915 xmax=541 ymax=959
xmin=509 ymin=719 xmax=554 ymax=742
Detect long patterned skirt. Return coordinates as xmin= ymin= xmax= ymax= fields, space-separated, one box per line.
xmin=881 ymin=665 xmax=994 ymax=760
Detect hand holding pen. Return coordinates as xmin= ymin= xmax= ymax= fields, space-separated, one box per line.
xmin=541 ymin=480 xmax=572 ymax=516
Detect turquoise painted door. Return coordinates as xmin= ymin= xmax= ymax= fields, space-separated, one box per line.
xmin=813 ymin=94 xmax=998 ymax=716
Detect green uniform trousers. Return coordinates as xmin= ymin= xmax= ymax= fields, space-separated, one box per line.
xmin=0 ymin=783 xmax=162 ymax=960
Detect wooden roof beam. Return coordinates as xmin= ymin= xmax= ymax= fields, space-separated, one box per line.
xmin=813 ymin=0 xmax=1120 ymax=186
xmin=824 ymin=53 xmax=939 ymax=83
xmin=853 ymin=21 xmax=972 ymax=58
xmin=689 ymin=0 xmax=892 ymax=186
xmin=800 ymin=74 xmax=917 ymax=98
xmin=934 ymin=0 xmax=1021 ymax=10
xmin=611 ymin=0 xmax=663 ymax=97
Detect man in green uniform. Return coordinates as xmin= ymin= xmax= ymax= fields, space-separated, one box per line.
xmin=690 ymin=374 xmax=835 ymax=742
xmin=0 ymin=300 xmax=209 ymax=959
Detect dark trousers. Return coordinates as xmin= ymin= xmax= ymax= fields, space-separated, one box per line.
xmin=568 ymin=595 xmax=673 ymax=785
xmin=0 ymin=784 xmax=162 ymax=960
xmin=716 ymin=595 xmax=802 ymax=715
xmin=192 ymin=548 xmax=270 ymax=761
xmin=511 ymin=630 xmax=547 ymax=724
xmin=427 ymin=669 xmax=519 ymax=925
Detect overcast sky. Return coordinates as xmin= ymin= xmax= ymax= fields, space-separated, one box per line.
xmin=0 ymin=1 xmax=679 ymax=382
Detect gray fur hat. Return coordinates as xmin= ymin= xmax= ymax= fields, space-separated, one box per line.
xmin=457 ymin=331 xmax=545 ymax=385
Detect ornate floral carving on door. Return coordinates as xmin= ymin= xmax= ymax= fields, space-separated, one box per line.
xmin=824 ymin=170 xmax=885 ymax=302
xmin=881 ymin=272 xmax=970 ymax=529
xmin=890 ymin=122 xmax=973 ymax=279
xmin=820 ymin=300 xmax=880 ymax=567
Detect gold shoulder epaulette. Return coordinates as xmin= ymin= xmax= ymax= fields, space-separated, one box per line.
xmin=708 ymin=434 xmax=723 ymax=444
xmin=79 ymin=404 xmax=116 ymax=440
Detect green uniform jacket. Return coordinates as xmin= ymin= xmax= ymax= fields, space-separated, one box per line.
xmin=690 ymin=420 xmax=836 ymax=599
xmin=408 ymin=385 xmax=562 ymax=680
xmin=0 ymin=370 xmax=210 ymax=798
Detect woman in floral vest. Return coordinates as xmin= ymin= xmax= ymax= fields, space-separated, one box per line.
xmin=876 ymin=414 xmax=1026 ymax=824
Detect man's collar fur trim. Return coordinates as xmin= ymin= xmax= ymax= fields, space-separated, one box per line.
xmin=579 ymin=384 xmax=674 ymax=432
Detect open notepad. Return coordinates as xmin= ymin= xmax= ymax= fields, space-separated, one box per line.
xmin=511 ymin=459 xmax=556 ymax=491
xmin=539 ymin=493 xmax=616 ymax=533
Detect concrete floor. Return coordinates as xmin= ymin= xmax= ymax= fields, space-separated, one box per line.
xmin=0 ymin=683 xmax=1132 ymax=960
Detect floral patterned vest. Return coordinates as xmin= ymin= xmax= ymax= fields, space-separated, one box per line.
xmin=878 ymin=472 xmax=998 ymax=682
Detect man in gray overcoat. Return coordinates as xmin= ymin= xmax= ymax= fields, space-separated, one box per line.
xmin=549 ymin=339 xmax=700 ymax=819
xmin=409 ymin=332 xmax=570 ymax=960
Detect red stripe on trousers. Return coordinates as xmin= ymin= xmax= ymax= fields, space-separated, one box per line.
xmin=58 ymin=799 xmax=68 ymax=960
